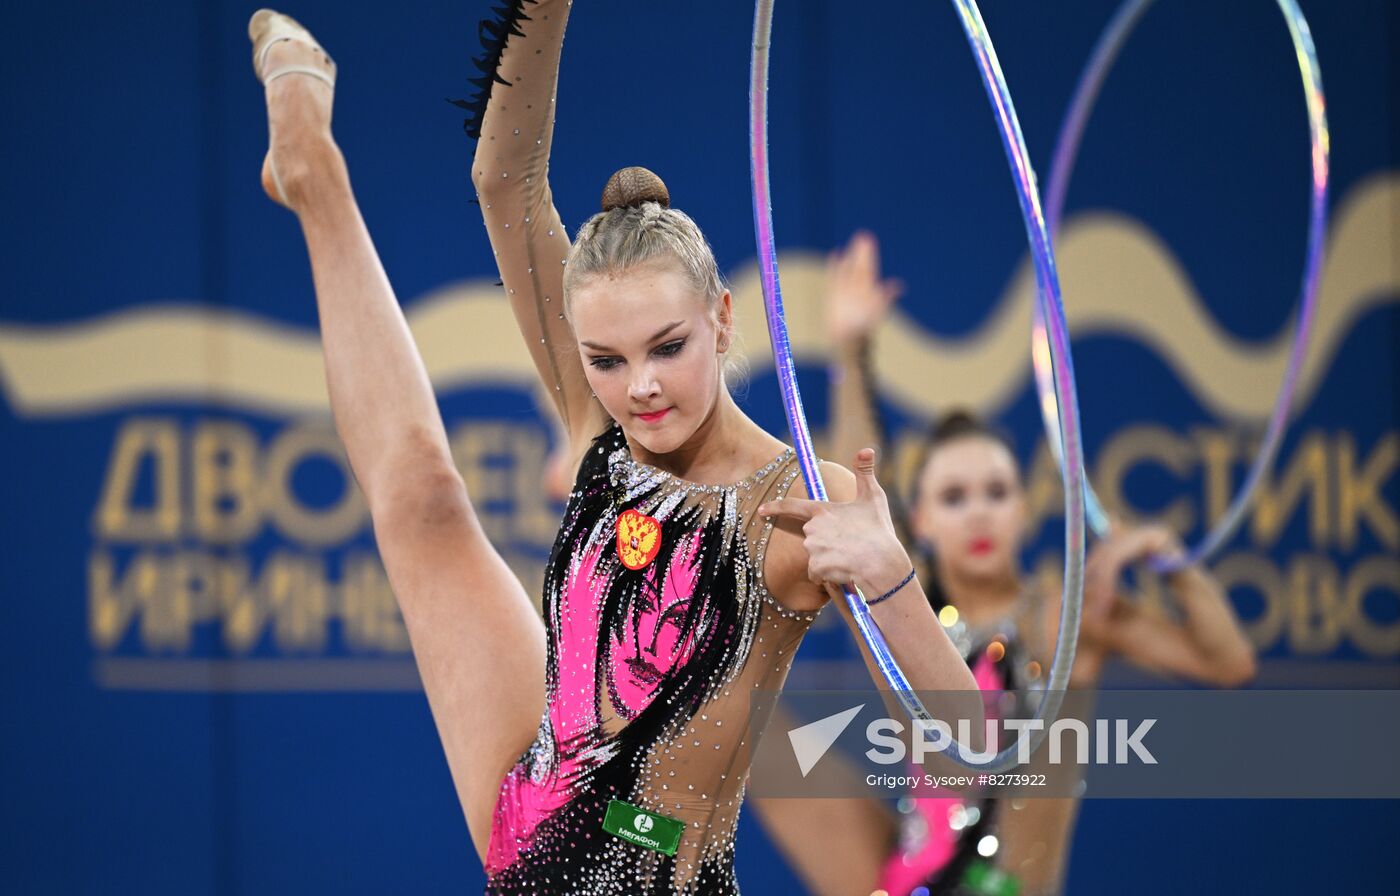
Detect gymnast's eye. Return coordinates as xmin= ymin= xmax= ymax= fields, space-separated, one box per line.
xmin=589 ymin=356 xmax=622 ymax=371
xmin=940 ymin=486 xmax=966 ymax=508
xmin=987 ymin=481 xmax=1009 ymax=502
xmin=653 ymin=339 xmax=687 ymax=358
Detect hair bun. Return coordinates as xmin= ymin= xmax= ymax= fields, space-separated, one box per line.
xmin=601 ymin=167 xmax=671 ymax=212
xmin=932 ymin=409 xmax=982 ymax=440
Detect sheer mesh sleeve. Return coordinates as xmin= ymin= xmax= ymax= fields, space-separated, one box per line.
xmin=469 ymin=0 xmax=604 ymax=445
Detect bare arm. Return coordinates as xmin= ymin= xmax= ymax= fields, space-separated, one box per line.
xmin=830 ymin=339 xmax=884 ymax=467
xmin=470 ymin=0 xmax=605 ymax=456
xmin=1086 ymin=526 xmax=1258 ymax=687
xmin=1006 ymin=525 xmax=1258 ymax=895
xmin=826 ymin=231 xmax=903 ymax=466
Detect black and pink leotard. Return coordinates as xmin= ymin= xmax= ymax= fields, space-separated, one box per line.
xmin=485 ymin=424 xmax=814 ymax=893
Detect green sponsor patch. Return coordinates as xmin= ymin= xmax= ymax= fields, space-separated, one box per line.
xmin=601 ymin=800 xmax=684 ymax=856
xmin=962 ymin=858 xmax=1021 ymax=896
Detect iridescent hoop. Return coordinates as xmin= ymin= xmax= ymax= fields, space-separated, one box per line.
xmin=1030 ymin=0 xmax=1330 ymax=572
xmin=751 ymin=0 xmax=1086 ymax=770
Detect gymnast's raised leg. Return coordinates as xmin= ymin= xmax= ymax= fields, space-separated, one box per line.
xmin=249 ymin=10 xmax=546 ymax=862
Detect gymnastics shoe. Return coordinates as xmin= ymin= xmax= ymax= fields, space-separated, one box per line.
xmin=248 ymin=9 xmax=337 ymax=208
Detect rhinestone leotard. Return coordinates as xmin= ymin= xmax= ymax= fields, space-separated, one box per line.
xmin=879 ymin=618 xmax=1041 ymax=896
xmin=485 ymin=424 xmax=815 ymax=893
xmin=465 ymin=2 xmax=820 ymax=888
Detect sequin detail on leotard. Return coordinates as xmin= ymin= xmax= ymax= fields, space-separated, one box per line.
xmin=485 ymin=424 xmax=812 ymax=894
xmin=878 ymin=621 xmax=1041 ymax=896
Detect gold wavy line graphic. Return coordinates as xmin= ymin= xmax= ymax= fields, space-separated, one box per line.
xmin=727 ymin=172 xmax=1399 ymax=420
xmin=1 ymin=173 xmax=1395 ymax=420
xmin=0 ymin=294 xmax=531 ymax=418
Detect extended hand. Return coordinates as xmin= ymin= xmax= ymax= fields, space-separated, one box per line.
xmin=826 ymin=231 xmax=905 ymax=347
xmin=758 ymin=448 xmax=912 ymax=600
xmin=1082 ymin=523 xmax=1184 ymax=641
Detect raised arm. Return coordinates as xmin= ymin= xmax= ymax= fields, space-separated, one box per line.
xmin=1085 ymin=525 xmax=1258 ymax=687
xmin=468 ymin=0 xmax=605 ymax=453
xmin=1036 ymin=523 xmax=1258 ymax=688
xmin=826 ymin=230 xmax=903 ymax=466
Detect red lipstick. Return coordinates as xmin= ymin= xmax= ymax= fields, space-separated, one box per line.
xmin=637 ymin=408 xmax=671 ymax=423
xmin=969 ymin=537 xmax=994 ymax=556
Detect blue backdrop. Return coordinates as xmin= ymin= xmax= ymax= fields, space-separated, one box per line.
xmin=1 ymin=0 xmax=1396 ymax=893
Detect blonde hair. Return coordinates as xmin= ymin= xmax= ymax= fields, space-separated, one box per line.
xmin=563 ymin=167 xmax=726 ymax=316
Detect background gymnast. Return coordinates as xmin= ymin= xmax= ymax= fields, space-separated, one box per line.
xmin=752 ymin=231 xmax=1257 ymax=896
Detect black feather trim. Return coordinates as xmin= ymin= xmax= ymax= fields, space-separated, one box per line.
xmin=449 ymin=0 xmax=536 ymax=140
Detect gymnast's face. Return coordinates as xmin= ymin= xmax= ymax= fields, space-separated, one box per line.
xmin=570 ymin=260 xmax=730 ymax=455
xmin=911 ymin=435 xmax=1027 ymax=591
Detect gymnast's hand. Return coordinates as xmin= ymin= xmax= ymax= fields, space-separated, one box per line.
xmin=1082 ymin=524 xmax=1183 ymax=639
xmin=826 ymin=230 xmax=905 ymax=348
xmin=757 ymin=448 xmax=913 ymax=602
xmin=1066 ymin=523 xmax=1186 ymax=686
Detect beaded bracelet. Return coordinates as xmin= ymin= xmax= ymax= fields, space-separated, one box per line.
xmin=866 ymin=568 xmax=917 ymax=607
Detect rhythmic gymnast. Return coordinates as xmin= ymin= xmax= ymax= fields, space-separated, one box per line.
xmin=752 ymin=232 xmax=1258 ymax=896
xmin=248 ymin=4 xmax=979 ymax=893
